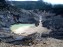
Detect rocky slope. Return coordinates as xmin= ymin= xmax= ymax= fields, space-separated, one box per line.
xmin=0 ymin=9 xmax=38 ymax=28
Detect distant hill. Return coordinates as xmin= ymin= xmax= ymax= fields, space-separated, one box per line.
xmin=7 ymin=1 xmax=52 ymax=10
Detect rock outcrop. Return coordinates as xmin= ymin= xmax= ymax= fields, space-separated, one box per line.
xmin=0 ymin=9 xmax=37 ymax=28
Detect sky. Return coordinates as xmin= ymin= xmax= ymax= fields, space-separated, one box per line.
xmin=8 ymin=0 xmax=63 ymax=4
xmin=43 ymin=0 xmax=63 ymax=4
xmin=8 ymin=0 xmax=37 ymax=1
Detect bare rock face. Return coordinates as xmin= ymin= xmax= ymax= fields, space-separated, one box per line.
xmin=0 ymin=13 xmax=14 ymax=28
xmin=0 ymin=9 xmax=37 ymax=28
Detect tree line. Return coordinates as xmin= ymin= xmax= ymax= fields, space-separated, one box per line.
xmin=0 ymin=0 xmax=63 ymax=15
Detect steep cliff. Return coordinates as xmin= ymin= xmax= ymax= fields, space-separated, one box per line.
xmin=0 ymin=9 xmax=38 ymax=28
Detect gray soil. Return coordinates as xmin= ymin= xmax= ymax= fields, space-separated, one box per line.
xmin=0 ymin=28 xmax=63 ymax=47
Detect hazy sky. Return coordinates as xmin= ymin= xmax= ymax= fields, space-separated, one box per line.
xmin=43 ymin=0 xmax=63 ymax=4
xmin=8 ymin=0 xmax=37 ymax=1
xmin=8 ymin=0 xmax=63 ymax=4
